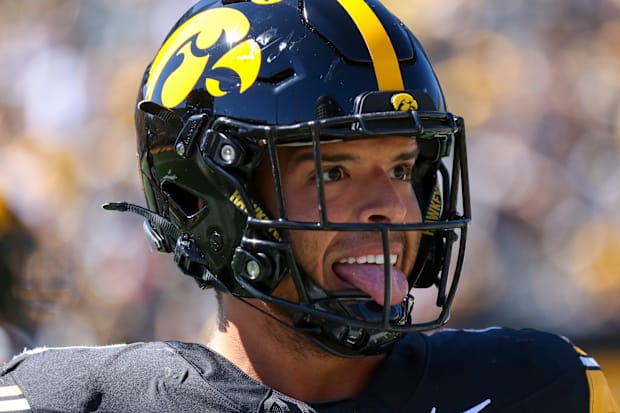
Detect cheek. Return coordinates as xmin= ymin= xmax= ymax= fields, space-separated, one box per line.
xmin=407 ymin=200 xmax=422 ymax=222
xmin=407 ymin=229 xmax=422 ymax=253
xmin=286 ymin=188 xmax=352 ymax=223
xmin=283 ymin=187 xmax=321 ymax=221
xmin=401 ymin=185 xmax=422 ymax=221
xmin=401 ymin=195 xmax=423 ymax=272
xmin=287 ymin=229 xmax=332 ymax=284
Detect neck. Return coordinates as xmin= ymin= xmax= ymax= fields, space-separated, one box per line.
xmin=207 ymin=295 xmax=385 ymax=402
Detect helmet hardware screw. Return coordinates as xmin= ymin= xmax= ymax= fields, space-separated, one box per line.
xmin=246 ymin=260 xmax=261 ymax=280
xmin=175 ymin=142 xmax=186 ymax=156
xmin=220 ymin=144 xmax=237 ymax=164
xmin=209 ymin=231 xmax=223 ymax=252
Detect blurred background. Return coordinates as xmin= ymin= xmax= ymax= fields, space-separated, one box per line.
xmin=0 ymin=0 xmax=618 ymax=400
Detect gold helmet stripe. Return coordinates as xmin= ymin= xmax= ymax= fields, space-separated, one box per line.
xmin=336 ymin=0 xmax=404 ymax=90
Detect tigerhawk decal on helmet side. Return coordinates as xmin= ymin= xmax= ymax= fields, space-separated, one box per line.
xmin=145 ymin=7 xmax=262 ymax=107
xmin=105 ymin=0 xmax=471 ymax=357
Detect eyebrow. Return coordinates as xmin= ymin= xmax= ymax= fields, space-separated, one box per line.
xmin=291 ymin=147 xmax=420 ymax=165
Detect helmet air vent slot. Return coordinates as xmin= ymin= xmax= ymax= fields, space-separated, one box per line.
xmin=257 ymin=68 xmax=296 ymax=85
xmin=161 ymin=181 xmax=205 ymax=218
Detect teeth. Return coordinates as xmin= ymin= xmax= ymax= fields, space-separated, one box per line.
xmin=338 ymin=254 xmax=397 ymax=265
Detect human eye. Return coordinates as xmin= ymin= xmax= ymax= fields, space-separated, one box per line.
xmin=390 ymin=163 xmax=414 ymax=182
xmin=320 ymin=166 xmax=346 ymax=182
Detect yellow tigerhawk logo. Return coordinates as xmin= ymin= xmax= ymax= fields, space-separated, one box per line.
xmin=391 ymin=92 xmax=419 ymax=111
xmin=145 ymin=8 xmax=262 ymax=108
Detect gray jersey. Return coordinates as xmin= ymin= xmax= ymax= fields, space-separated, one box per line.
xmin=0 ymin=328 xmax=615 ymax=412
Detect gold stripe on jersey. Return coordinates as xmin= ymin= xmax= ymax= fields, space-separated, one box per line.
xmin=336 ymin=0 xmax=404 ymax=90
xmin=574 ymin=345 xmax=588 ymax=356
xmin=586 ymin=369 xmax=619 ymax=413
xmin=0 ymin=385 xmax=22 ymax=398
xmin=573 ymin=346 xmax=619 ymax=412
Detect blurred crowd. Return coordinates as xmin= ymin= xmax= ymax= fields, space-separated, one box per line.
xmin=0 ymin=0 xmax=619 ymax=396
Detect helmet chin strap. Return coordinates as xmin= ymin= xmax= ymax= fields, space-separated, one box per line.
xmin=287 ymin=266 xmax=415 ymax=358
xmin=234 ymin=283 xmax=415 ymax=358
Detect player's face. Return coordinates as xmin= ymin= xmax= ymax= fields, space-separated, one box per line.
xmin=256 ymin=136 xmax=422 ymax=306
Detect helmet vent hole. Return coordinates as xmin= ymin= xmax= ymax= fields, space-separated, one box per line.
xmin=258 ymin=68 xmax=296 ymax=85
xmin=161 ymin=181 xmax=204 ymax=218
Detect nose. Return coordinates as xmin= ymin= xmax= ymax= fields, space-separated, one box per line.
xmin=356 ymin=168 xmax=413 ymax=224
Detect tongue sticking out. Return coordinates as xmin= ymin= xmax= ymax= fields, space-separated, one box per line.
xmin=332 ymin=263 xmax=409 ymax=306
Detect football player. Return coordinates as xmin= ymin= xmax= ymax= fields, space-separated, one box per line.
xmin=1 ymin=0 xmax=617 ymax=411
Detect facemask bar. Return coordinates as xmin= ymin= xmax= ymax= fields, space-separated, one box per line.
xmin=204 ymin=110 xmax=470 ymax=333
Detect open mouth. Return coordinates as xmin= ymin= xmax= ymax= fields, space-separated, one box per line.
xmin=332 ymin=253 xmax=408 ymax=306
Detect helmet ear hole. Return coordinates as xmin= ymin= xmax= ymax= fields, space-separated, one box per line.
xmin=161 ymin=181 xmax=204 ymax=218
